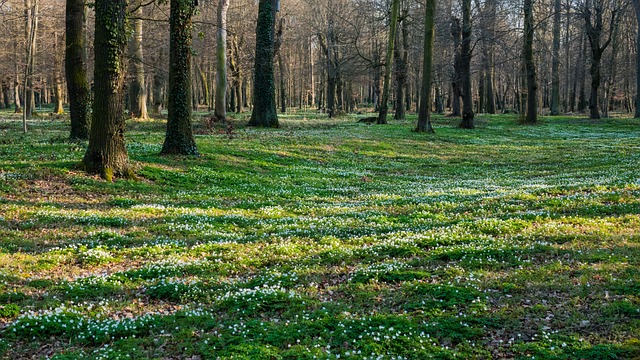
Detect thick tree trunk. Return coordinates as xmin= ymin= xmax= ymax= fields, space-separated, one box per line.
xmin=214 ymin=0 xmax=229 ymax=121
xmin=459 ymin=0 xmax=474 ymax=129
xmin=589 ymin=52 xmax=602 ymax=119
xmin=377 ymin=0 xmax=400 ymax=124
xmin=128 ymin=5 xmax=148 ymax=120
xmin=162 ymin=0 xmax=199 ymax=154
xmin=82 ymin=0 xmax=131 ymax=180
xmin=66 ymin=0 xmax=90 ymax=139
xmin=523 ymin=0 xmax=537 ymax=124
xmin=416 ymin=0 xmax=436 ymax=133
xmin=248 ymin=0 xmax=279 ymax=127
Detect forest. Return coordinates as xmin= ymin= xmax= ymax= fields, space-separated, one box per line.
xmin=0 ymin=0 xmax=640 ymax=359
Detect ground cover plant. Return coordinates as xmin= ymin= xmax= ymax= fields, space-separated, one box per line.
xmin=0 ymin=109 xmax=639 ymax=359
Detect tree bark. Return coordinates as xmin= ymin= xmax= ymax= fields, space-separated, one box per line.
xmin=634 ymin=0 xmax=640 ymax=117
xmin=377 ymin=0 xmax=400 ymax=124
xmin=248 ymin=0 xmax=279 ymax=127
xmin=214 ymin=0 xmax=229 ymax=121
xmin=53 ymin=32 xmax=64 ymax=114
xmin=522 ymin=0 xmax=537 ymax=124
xmin=451 ymin=18 xmax=462 ymax=117
xmin=128 ymin=4 xmax=148 ymax=119
xmin=416 ymin=0 xmax=436 ymax=133
xmin=459 ymin=0 xmax=474 ymax=128
xmin=550 ymin=0 xmax=561 ymax=115
xmin=394 ymin=11 xmax=409 ymax=120
xmin=162 ymin=0 xmax=199 ymax=155
xmin=82 ymin=0 xmax=131 ymax=180
xmin=66 ymin=0 xmax=90 ymax=139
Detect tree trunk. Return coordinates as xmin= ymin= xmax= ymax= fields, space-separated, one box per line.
xmin=82 ymin=0 xmax=131 ymax=180
xmin=66 ymin=0 xmax=90 ymax=139
xmin=161 ymin=0 xmax=199 ymax=155
xmin=248 ymin=0 xmax=279 ymax=127
xmin=24 ymin=0 xmax=37 ymax=121
xmin=634 ymin=0 xmax=640 ymax=117
xmin=377 ymin=0 xmax=400 ymax=124
xmin=53 ymin=32 xmax=64 ymax=114
xmin=459 ymin=0 xmax=474 ymax=129
xmin=416 ymin=0 xmax=436 ymax=133
xmin=279 ymin=52 xmax=287 ymax=113
xmin=451 ymin=17 xmax=462 ymax=117
xmin=128 ymin=5 xmax=148 ymax=119
xmin=523 ymin=0 xmax=537 ymax=124
xmin=550 ymin=0 xmax=561 ymax=115
xmin=393 ymin=12 xmax=408 ymax=120
xmin=214 ymin=0 xmax=229 ymax=121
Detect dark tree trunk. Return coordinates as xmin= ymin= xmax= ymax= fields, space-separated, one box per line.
xmin=248 ymin=0 xmax=279 ymax=127
xmin=459 ymin=0 xmax=474 ymax=129
xmin=66 ymin=0 xmax=90 ymax=139
xmin=279 ymin=52 xmax=286 ymax=113
xmin=377 ymin=0 xmax=400 ymax=124
xmin=393 ymin=11 xmax=408 ymax=120
xmin=161 ymin=0 xmax=199 ymax=155
xmin=152 ymin=52 xmax=165 ymax=115
xmin=550 ymin=0 xmax=561 ymax=115
xmin=416 ymin=0 xmax=436 ymax=133
xmin=523 ymin=0 xmax=537 ymax=123
xmin=82 ymin=0 xmax=130 ymax=180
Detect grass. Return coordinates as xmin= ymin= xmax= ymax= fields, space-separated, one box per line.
xmin=0 ymin=108 xmax=639 ymax=359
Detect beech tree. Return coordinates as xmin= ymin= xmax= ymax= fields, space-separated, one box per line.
xmin=161 ymin=0 xmax=199 ymax=155
xmin=82 ymin=0 xmax=131 ymax=180
xmin=523 ymin=0 xmax=537 ymax=123
xmin=459 ymin=0 xmax=474 ymax=128
xmin=214 ymin=0 xmax=229 ymax=121
xmin=128 ymin=2 xmax=149 ymax=120
xmin=248 ymin=0 xmax=279 ymax=128
xmin=377 ymin=0 xmax=400 ymax=124
xmin=415 ymin=0 xmax=436 ymax=133
xmin=65 ymin=0 xmax=90 ymax=140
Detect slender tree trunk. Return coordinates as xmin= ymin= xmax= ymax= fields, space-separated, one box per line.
xmin=523 ymin=0 xmax=537 ymax=123
xmin=152 ymin=52 xmax=165 ymax=115
xmin=459 ymin=0 xmax=474 ymax=128
xmin=82 ymin=0 xmax=131 ymax=180
xmin=634 ymin=0 xmax=640 ymax=117
xmin=550 ymin=0 xmax=561 ymax=115
xmin=377 ymin=0 xmax=400 ymax=124
xmin=24 ymin=0 xmax=37 ymax=120
xmin=66 ymin=0 xmax=90 ymax=139
xmin=248 ymin=0 xmax=279 ymax=127
xmin=214 ymin=0 xmax=229 ymax=121
xmin=278 ymin=52 xmax=287 ymax=113
xmin=161 ymin=0 xmax=199 ymax=155
xmin=128 ymin=5 xmax=148 ymax=119
xmin=416 ymin=0 xmax=436 ymax=133
xmin=394 ymin=12 xmax=408 ymax=120
xmin=451 ymin=18 xmax=462 ymax=117
xmin=53 ymin=32 xmax=64 ymax=114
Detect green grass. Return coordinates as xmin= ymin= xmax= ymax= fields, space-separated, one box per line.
xmin=0 ymin=109 xmax=639 ymax=359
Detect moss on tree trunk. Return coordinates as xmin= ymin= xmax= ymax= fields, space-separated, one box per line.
xmin=81 ymin=0 xmax=131 ymax=180
xmin=161 ymin=0 xmax=199 ymax=155
xmin=248 ymin=0 xmax=279 ymax=128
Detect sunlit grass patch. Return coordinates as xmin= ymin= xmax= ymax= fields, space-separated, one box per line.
xmin=1 ymin=113 xmax=639 ymax=358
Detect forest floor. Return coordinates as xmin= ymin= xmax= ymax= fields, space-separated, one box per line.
xmin=0 ymin=109 xmax=639 ymax=359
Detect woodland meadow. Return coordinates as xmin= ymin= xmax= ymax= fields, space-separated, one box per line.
xmin=0 ymin=0 xmax=640 ymax=359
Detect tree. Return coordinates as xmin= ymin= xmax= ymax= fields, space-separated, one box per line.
xmin=459 ymin=0 xmax=474 ymax=128
xmin=579 ymin=0 xmax=620 ymax=119
xmin=81 ymin=0 xmax=131 ymax=180
xmin=633 ymin=0 xmax=640 ymax=117
xmin=128 ymin=2 xmax=149 ymax=120
xmin=66 ymin=0 xmax=90 ymax=139
xmin=214 ymin=0 xmax=229 ymax=122
xmin=248 ymin=0 xmax=279 ymax=127
xmin=522 ymin=0 xmax=537 ymax=124
xmin=416 ymin=0 xmax=436 ymax=133
xmin=550 ymin=0 xmax=561 ymax=115
xmin=377 ymin=0 xmax=400 ymax=124
xmin=161 ymin=0 xmax=199 ymax=155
